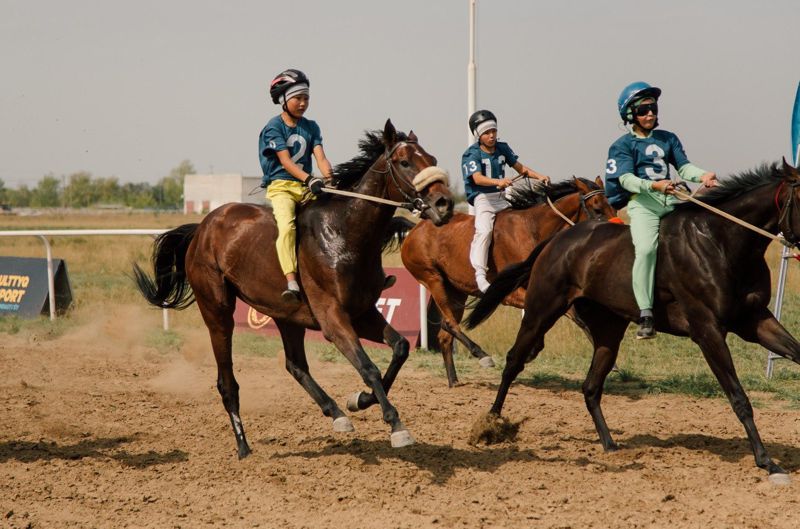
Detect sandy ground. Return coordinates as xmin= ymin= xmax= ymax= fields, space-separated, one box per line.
xmin=2 ymin=306 xmax=799 ymax=529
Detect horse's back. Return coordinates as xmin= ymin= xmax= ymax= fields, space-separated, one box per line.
xmin=189 ymin=202 xmax=279 ymax=273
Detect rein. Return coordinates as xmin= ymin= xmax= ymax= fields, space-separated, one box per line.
xmin=545 ymin=188 xmax=606 ymax=226
xmin=672 ymin=187 xmax=798 ymax=250
xmin=322 ymin=141 xmax=447 ymax=213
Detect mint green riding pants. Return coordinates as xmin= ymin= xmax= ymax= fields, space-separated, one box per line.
xmin=626 ymin=191 xmax=682 ymax=311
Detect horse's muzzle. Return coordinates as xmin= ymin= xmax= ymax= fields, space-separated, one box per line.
xmin=424 ymin=194 xmax=454 ymax=226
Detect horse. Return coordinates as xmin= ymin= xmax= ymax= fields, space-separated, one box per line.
xmin=401 ymin=177 xmax=616 ymax=387
xmin=465 ymin=160 xmax=800 ymax=479
xmin=133 ymin=120 xmax=454 ymax=458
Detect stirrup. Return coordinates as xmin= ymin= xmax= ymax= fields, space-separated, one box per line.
xmin=281 ymin=289 xmax=301 ymax=303
xmin=635 ymin=316 xmax=656 ymax=339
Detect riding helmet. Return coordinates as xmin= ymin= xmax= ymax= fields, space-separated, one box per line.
xmin=617 ymin=81 xmax=661 ymax=123
xmin=468 ymin=109 xmax=498 ymax=135
xmin=270 ymin=69 xmax=310 ymax=104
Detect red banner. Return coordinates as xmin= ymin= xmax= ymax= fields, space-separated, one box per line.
xmin=233 ymin=267 xmax=425 ymax=348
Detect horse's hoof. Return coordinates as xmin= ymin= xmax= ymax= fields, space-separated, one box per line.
xmin=332 ymin=416 xmax=355 ymax=433
xmin=768 ymin=473 xmax=792 ymax=486
xmin=479 ymin=356 xmax=495 ymax=368
xmin=237 ymin=445 xmax=252 ymax=459
xmin=346 ymin=392 xmax=363 ymax=412
xmin=391 ymin=429 xmax=415 ymax=448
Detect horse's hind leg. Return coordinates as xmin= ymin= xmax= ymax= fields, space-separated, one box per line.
xmin=318 ymin=306 xmax=413 ymax=447
xmin=691 ymin=318 xmax=786 ymax=476
xmin=274 ymin=320 xmax=355 ymax=433
xmin=427 ymin=279 xmax=493 ymax=387
xmin=346 ymin=307 xmax=410 ymax=411
xmin=573 ymin=300 xmax=628 ymax=451
xmin=194 ymin=279 xmax=251 ymax=459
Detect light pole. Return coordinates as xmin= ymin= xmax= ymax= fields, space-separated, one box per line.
xmin=467 ymin=0 xmax=477 ymax=147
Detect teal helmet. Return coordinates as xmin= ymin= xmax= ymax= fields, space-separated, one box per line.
xmin=618 ymin=82 xmax=661 ymax=123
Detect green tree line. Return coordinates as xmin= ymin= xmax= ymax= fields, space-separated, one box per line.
xmin=0 ymin=160 xmax=194 ymax=210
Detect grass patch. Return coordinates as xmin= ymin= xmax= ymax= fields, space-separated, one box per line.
xmin=233 ymin=332 xmax=280 ymax=358
xmin=145 ymin=330 xmax=183 ymax=354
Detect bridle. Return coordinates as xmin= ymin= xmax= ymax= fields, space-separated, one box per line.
xmin=545 ymin=187 xmax=607 ymax=226
xmin=775 ymin=179 xmax=800 ymax=247
xmin=322 ymin=140 xmax=448 ymax=214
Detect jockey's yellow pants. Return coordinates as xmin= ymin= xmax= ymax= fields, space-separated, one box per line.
xmin=266 ymin=179 xmax=314 ymax=276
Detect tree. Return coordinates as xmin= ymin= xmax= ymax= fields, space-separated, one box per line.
xmin=64 ymin=171 xmax=97 ymax=208
xmin=154 ymin=159 xmax=194 ymax=209
xmin=31 ymin=175 xmax=61 ymax=207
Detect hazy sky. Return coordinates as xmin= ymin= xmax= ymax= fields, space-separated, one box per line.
xmin=2 ymin=0 xmax=799 ymax=191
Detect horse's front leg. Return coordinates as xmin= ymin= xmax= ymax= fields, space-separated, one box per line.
xmin=691 ymin=316 xmax=788 ymax=479
xmin=346 ymin=307 xmax=409 ymax=411
xmin=318 ymin=305 xmax=414 ymax=448
xmin=733 ymin=307 xmax=800 ymax=365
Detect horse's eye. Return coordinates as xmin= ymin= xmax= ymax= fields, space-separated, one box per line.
xmin=400 ymin=160 xmax=410 ymax=168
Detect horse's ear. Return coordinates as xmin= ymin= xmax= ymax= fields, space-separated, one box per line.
xmin=407 ymin=130 xmax=418 ymax=142
xmin=595 ymin=175 xmax=603 ymax=187
xmin=782 ymin=156 xmax=800 ymax=179
xmin=383 ymin=119 xmax=398 ymax=146
xmin=573 ymin=176 xmax=588 ymax=192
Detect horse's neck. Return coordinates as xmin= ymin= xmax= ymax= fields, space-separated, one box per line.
xmin=325 ymin=166 xmax=396 ymax=254
xmin=715 ymin=184 xmax=780 ymax=234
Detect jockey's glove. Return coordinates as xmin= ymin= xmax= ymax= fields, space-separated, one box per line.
xmin=307 ymin=176 xmax=326 ymax=196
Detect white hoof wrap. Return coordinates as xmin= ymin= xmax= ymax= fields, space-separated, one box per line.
xmin=768 ymin=473 xmax=792 ymax=486
xmin=346 ymin=392 xmax=363 ymax=412
xmin=390 ymin=429 xmax=415 ymax=448
xmin=332 ymin=416 xmax=355 ymax=433
xmin=479 ymin=356 xmax=495 ymax=368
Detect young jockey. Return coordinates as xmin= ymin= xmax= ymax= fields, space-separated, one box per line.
xmin=604 ymin=82 xmax=718 ymax=339
xmin=462 ymin=110 xmax=551 ymax=293
xmin=259 ymin=69 xmax=332 ymax=303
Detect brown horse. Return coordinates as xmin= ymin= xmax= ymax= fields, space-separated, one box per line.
xmin=466 ymin=160 xmax=800 ymax=479
xmin=134 ymin=120 xmax=454 ymax=458
xmin=401 ymin=177 xmax=616 ymax=386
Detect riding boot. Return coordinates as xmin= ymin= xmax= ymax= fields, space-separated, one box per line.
xmin=282 ymin=279 xmax=301 ymax=304
xmin=636 ymin=316 xmax=656 ymax=339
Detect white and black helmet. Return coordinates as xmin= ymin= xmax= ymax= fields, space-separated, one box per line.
xmin=469 ymin=110 xmax=498 ymax=137
xmin=269 ymin=69 xmax=310 ymax=105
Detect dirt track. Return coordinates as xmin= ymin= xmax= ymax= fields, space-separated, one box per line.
xmin=2 ymin=307 xmax=799 ymax=529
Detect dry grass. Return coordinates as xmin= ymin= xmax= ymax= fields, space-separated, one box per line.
xmin=2 ymin=211 xmax=799 ymax=407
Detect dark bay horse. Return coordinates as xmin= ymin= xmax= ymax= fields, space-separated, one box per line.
xmin=134 ymin=120 xmax=454 ymax=458
xmin=465 ymin=160 xmax=800 ymax=478
xmin=401 ymin=177 xmax=616 ymax=386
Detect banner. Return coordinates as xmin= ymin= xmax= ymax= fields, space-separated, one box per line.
xmin=0 ymin=257 xmax=73 ymax=318
xmin=233 ymin=267 xmax=425 ymax=348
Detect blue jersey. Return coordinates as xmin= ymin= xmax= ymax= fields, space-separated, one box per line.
xmin=259 ymin=115 xmax=323 ymax=187
xmin=604 ymin=130 xmax=691 ymax=209
xmin=461 ymin=141 xmax=519 ymax=205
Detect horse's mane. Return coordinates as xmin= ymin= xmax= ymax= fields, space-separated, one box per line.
xmin=505 ymin=177 xmax=597 ymax=210
xmin=331 ymin=130 xmax=408 ymax=190
xmin=674 ymin=162 xmax=783 ymax=209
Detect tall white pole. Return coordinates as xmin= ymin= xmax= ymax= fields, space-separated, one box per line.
xmin=467 ymin=0 xmax=477 ymax=146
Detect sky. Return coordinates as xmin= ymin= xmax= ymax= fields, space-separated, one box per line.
xmin=1 ymin=0 xmax=799 ymax=192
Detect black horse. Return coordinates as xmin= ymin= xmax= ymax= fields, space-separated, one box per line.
xmin=134 ymin=121 xmax=453 ymax=458
xmin=466 ymin=160 xmax=800 ymax=479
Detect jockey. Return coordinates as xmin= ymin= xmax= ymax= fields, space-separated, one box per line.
xmin=462 ymin=110 xmax=550 ymax=293
xmin=259 ymin=69 xmax=332 ymax=303
xmin=604 ymin=82 xmax=718 ymax=339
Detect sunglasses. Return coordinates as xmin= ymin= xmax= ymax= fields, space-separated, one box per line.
xmin=634 ymin=103 xmax=658 ymax=117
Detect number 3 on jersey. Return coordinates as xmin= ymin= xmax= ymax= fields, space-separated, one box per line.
xmin=606 ymin=159 xmax=617 ymax=174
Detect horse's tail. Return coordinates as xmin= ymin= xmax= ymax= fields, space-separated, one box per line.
xmin=381 ymin=215 xmax=417 ymax=253
xmin=132 ymin=223 xmax=199 ymax=310
xmin=464 ymin=235 xmax=555 ymax=329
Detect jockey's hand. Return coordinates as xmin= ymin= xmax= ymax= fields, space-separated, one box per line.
xmin=701 ymin=172 xmax=718 ymax=188
xmin=651 ymin=179 xmax=675 ymax=195
xmin=537 ymin=174 xmax=551 ymax=186
xmin=307 ymin=176 xmax=326 ymax=196
xmin=496 ymin=177 xmax=514 ymax=190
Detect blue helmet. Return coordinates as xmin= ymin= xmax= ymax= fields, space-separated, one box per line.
xmin=618 ymin=82 xmax=661 ymax=123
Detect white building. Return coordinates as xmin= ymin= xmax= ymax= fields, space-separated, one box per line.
xmin=183 ymin=174 xmax=264 ymax=214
